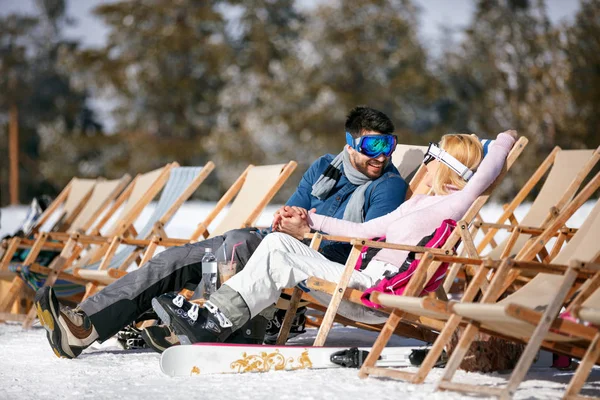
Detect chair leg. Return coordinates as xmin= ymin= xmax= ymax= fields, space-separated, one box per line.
xmin=437 ymin=322 xmax=482 ymax=386
xmin=313 ymin=244 xmax=362 ymax=346
xmin=359 ymin=252 xmax=436 ymax=378
xmin=0 ymin=234 xmax=48 ymax=315
xmin=83 ymin=236 xmax=122 ymax=300
xmin=412 ymin=314 xmax=462 ymax=383
xmin=21 ymin=300 xmax=41 ymax=329
xmin=276 ymin=287 xmax=302 ymax=345
xmin=358 ymin=308 xmax=405 ymax=378
xmin=0 ymin=238 xmax=21 ymax=271
xmin=139 ymin=237 xmax=160 ymax=267
xmin=564 ymin=332 xmax=600 ymax=399
xmin=503 ymin=267 xmax=579 ymax=398
xmin=20 ymin=238 xmax=78 ymax=328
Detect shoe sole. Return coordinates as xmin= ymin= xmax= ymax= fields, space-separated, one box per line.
xmin=151 ymin=298 xmax=193 ymax=345
xmin=34 ymin=287 xmax=75 ymax=359
xmin=263 ymin=330 xmax=305 ymax=345
xmin=140 ymin=327 xmax=179 ymax=354
xmin=140 ymin=329 xmax=166 ymax=353
xmin=151 ymin=298 xmax=172 ymax=326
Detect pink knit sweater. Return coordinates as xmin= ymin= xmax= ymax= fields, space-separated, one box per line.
xmin=308 ymin=133 xmax=516 ymax=268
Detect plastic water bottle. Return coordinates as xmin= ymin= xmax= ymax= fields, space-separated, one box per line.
xmin=201 ymin=248 xmax=218 ymax=299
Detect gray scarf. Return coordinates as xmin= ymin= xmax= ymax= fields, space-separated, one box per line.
xmin=311 ymin=150 xmax=373 ymax=222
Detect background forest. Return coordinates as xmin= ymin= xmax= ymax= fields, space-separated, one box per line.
xmin=0 ymin=0 xmax=599 ymax=205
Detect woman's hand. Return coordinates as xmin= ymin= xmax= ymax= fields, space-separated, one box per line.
xmin=501 ymin=130 xmax=518 ymax=140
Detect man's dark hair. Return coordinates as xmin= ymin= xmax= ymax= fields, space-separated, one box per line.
xmin=345 ymin=106 xmax=395 ymax=139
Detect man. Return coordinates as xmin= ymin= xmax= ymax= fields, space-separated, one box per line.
xmin=35 ymin=106 xmax=408 ymax=359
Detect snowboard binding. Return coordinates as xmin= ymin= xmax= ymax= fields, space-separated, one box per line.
xmin=330 ymin=347 xmax=379 ymax=368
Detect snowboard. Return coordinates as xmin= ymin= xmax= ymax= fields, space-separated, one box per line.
xmin=160 ymin=343 xmax=411 ymax=376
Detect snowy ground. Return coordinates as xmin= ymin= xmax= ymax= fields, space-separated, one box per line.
xmin=1 ymin=201 xmax=600 ymax=400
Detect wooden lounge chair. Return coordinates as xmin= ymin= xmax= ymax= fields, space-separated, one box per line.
xmin=444 ymin=147 xmax=600 ymax=292
xmin=188 ymin=162 xmax=298 ymax=241
xmin=19 ymin=163 xmax=215 ymax=328
xmin=53 ymin=162 xmax=297 ymax=301
xmin=355 ymin=169 xmax=600 ymax=386
xmin=430 ymin=194 xmax=600 ymax=399
xmin=360 ymin=170 xmax=600 ymax=394
xmin=0 ymin=175 xmax=131 ymax=281
xmin=0 ymin=177 xmax=110 ymax=316
xmin=0 ymin=177 xmax=98 ymax=262
xmin=135 ymin=161 xmax=298 ymax=261
xmin=275 ymin=136 xmax=529 ymax=345
xmin=0 ymin=163 xmax=177 ymax=325
xmin=474 ymin=147 xmax=599 ymax=257
xmin=75 ymin=164 xmax=215 ymax=300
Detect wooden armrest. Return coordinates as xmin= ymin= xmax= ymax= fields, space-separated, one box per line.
xmin=73 ymin=268 xmax=127 ymax=286
xmin=66 ymin=234 xmax=112 ymax=245
xmin=475 ymin=221 xmax=577 ymax=237
xmin=24 ymin=263 xmax=102 ymax=286
xmin=480 ymin=259 xmax=599 ymax=278
xmin=307 ymin=277 xmax=366 ymax=304
xmin=17 ymin=240 xmax=65 ymax=250
xmin=303 ymin=232 xmax=353 ymax=243
xmin=303 ymin=234 xmax=454 ymax=256
xmin=349 ymin=238 xmax=454 ymax=256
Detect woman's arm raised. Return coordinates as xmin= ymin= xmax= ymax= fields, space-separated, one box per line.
xmin=460 ymin=130 xmax=517 ymax=200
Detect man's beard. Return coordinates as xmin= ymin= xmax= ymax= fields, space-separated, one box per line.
xmin=355 ymin=156 xmax=389 ymax=179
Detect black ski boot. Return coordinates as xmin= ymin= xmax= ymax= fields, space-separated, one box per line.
xmin=227 ymin=316 xmax=268 ymax=345
xmin=264 ymin=306 xmax=307 ymax=344
xmin=152 ymin=294 xmax=233 ymax=344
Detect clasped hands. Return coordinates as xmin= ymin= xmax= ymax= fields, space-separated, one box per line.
xmin=271 ymin=206 xmax=316 ymax=240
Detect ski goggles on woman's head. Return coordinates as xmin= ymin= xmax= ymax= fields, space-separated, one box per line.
xmin=423 ymin=142 xmax=475 ymax=181
xmin=345 ymin=132 xmax=398 ymax=158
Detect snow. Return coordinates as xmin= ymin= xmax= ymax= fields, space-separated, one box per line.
xmin=1 ymin=201 xmax=600 ymax=400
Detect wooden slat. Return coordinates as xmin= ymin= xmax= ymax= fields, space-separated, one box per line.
xmin=361 ymin=366 xmax=416 ymax=381
xmin=0 ymin=312 xmax=27 ymax=322
xmin=437 ymin=381 xmax=506 ymax=397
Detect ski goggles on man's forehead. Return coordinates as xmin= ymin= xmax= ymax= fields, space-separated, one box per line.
xmin=345 ymin=132 xmax=397 ymax=158
xmin=423 ymin=142 xmax=475 ymax=181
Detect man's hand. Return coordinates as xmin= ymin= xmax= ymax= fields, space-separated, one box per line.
xmin=277 ymin=214 xmax=311 ymax=240
xmin=271 ymin=205 xmax=289 ymax=230
xmin=271 ymin=206 xmax=313 ymax=240
xmin=272 ymin=206 xmax=307 ymax=229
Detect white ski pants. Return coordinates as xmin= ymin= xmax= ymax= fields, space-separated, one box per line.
xmin=225 ymin=232 xmax=396 ymax=324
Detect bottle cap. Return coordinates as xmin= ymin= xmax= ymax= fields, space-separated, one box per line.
xmin=204 ymin=248 xmax=212 ymax=253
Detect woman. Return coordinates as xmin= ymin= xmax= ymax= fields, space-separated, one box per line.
xmin=154 ymin=130 xmax=518 ymax=344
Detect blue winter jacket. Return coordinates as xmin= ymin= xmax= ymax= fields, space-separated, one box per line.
xmin=285 ymin=154 xmax=408 ymax=263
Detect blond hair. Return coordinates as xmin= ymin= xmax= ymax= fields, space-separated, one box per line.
xmin=432 ymin=134 xmax=484 ymax=195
